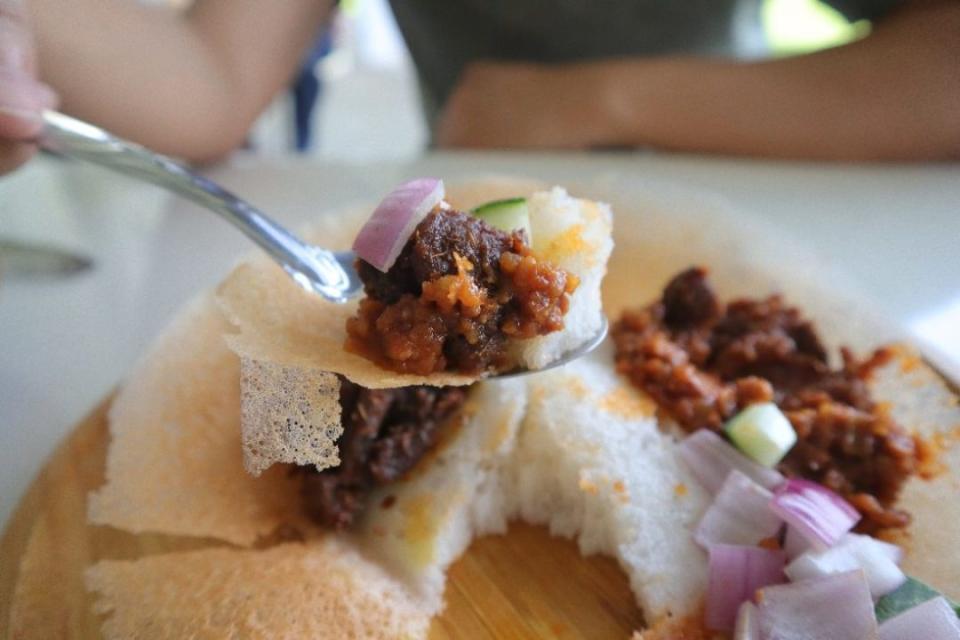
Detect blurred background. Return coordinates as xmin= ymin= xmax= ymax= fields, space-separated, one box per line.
xmin=241 ymin=0 xmax=868 ymax=162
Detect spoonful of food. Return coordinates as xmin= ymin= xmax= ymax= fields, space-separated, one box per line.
xmin=39 ymin=110 xmax=607 ymax=378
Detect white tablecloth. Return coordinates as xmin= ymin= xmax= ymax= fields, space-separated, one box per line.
xmin=1 ymin=151 xmax=958 ymax=527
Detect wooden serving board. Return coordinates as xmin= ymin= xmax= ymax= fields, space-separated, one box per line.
xmin=0 ymin=397 xmax=643 ymax=639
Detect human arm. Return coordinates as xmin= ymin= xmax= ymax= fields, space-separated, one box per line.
xmin=436 ymin=1 xmax=960 ymax=161
xmin=24 ymin=0 xmax=334 ymax=162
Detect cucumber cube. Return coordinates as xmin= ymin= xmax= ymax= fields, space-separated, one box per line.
xmin=724 ymin=402 xmax=797 ymax=467
xmin=471 ymin=197 xmax=532 ymax=243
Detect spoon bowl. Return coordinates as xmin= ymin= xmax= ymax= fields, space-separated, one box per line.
xmin=493 ymin=317 xmax=608 ymax=378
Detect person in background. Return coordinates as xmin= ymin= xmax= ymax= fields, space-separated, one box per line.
xmin=0 ymin=0 xmax=958 ymax=176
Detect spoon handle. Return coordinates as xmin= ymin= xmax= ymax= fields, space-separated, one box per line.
xmin=39 ymin=110 xmax=355 ymax=302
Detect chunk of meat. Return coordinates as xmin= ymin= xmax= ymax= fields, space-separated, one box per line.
xmin=300 ymin=380 xmax=467 ymax=529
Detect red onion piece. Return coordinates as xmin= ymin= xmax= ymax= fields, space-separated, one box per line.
xmin=783 ymin=525 xmax=899 ymax=564
xmin=352 ymin=177 xmax=445 ymax=272
xmin=678 ymin=429 xmax=785 ymax=494
xmin=853 ymin=535 xmax=906 ymax=597
xmin=694 ymin=470 xmax=783 ymax=548
xmin=870 ymin=535 xmax=905 ymax=565
xmin=782 ymin=525 xmax=810 ymax=560
xmin=769 ymin=478 xmax=860 ymax=550
xmin=878 ymin=596 xmax=960 ymax=640
xmin=734 ymin=601 xmax=761 ymax=640
xmin=757 ymin=570 xmax=877 ymax=640
xmin=706 ymin=544 xmax=785 ymax=631
xmin=785 ymin=534 xmax=906 ymax=599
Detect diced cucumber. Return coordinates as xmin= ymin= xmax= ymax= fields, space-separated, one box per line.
xmin=724 ymin=402 xmax=797 ymax=467
xmin=471 ymin=197 xmax=532 ymax=243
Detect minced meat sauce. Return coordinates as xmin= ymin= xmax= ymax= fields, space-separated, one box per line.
xmin=299 ymin=378 xmax=466 ymax=529
xmin=612 ymin=267 xmax=919 ymax=532
xmin=346 ymin=207 xmax=578 ymax=376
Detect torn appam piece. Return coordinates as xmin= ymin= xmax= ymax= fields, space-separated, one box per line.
xmin=508 ymin=187 xmax=613 ymax=371
xmin=87 ymin=293 xmax=306 ymax=547
xmin=86 ymin=538 xmax=434 ymax=640
xmin=870 ymin=345 xmax=960 ymax=601
xmin=352 ymin=378 xmax=529 ymax=601
xmin=504 ymin=353 xmax=712 ymax=625
xmin=218 ymin=257 xmax=478 ymax=391
xmin=239 ymin=358 xmax=343 ymax=476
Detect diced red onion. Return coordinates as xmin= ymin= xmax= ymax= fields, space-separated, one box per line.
xmin=757 ymin=570 xmax=877 ymax=640
xmin=878 ymin=596 xmax=960 ymax=640
xmin=694 ymin=470 xmax=783 ymax=548
xmin=849 ymin=535 xmax=906 ymax=598
xmin=869 ymin=535 xmax=905 ymax=565
xmin=785 ymin=534 xmax=906 ymax=599
xmin=782 ymin=513 xmax=884 ymax=563
xmin=734 ymin=601 xmax=761 ymax=640
xmin=706 ymin=544 xmax=785 ymax=631
xmin=785 ymin=544 xmax=858 ymax=584
xmin=678 ymin=429 xmax=784 ymax=494
xmin=769 ymin=478 xmax=860 ymax=550
xmin=352 ymin=178 xmax=445 ymax=272
xmin=782 ymin=525 xmax=810 ymax=560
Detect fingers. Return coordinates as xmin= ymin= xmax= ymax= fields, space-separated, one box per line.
xmin=0 ymin=0 xmax=57 ymax=138
xmin=0 ymin=0 xmax=56 ymax=173
xmin=0 ymin=67 xmax=57 ymax=139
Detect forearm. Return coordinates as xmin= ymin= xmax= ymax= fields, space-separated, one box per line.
xmin=28 ymin=0 xmax=332 ymax=161
xmin=595 ymin=2 xmax=960 ymax=161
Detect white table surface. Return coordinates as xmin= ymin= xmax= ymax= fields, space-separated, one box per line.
xmin=1 ymin=151 xmax=958 ymax=528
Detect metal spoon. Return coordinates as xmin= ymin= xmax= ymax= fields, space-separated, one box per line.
xmin=40 ymin=110 xmax=361 ymax=303
xmin=38 ymin=110 xmax=607 ymax=374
